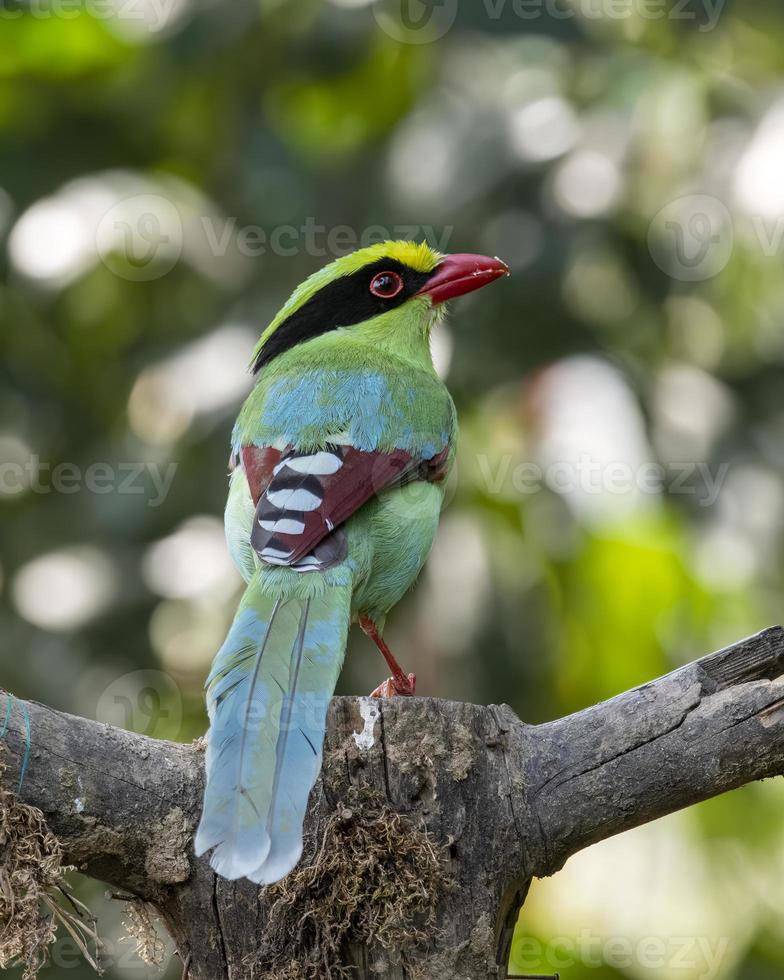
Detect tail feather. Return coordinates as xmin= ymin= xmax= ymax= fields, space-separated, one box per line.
xmin=249 ymin=596 xmax=349 ymax=884
xmin=195 ymin=571 xmax=350 ymax=883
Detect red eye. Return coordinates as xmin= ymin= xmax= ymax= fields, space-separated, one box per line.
xmin=369 ymin=271 xmax=404 ymax=299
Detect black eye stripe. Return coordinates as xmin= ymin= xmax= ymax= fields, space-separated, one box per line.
xmin=252 ymin=258 xmax=435 ymax=372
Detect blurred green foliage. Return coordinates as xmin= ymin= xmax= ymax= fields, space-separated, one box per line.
xmin=1 ymin=0 xmax=784 ymax=977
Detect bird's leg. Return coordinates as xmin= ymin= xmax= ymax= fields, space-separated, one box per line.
xmin=359 ymin=615 xmax=416 ymax=698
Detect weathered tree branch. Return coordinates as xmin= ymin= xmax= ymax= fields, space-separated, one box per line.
xmin=2 ymin=627 xmax=783 ymax=979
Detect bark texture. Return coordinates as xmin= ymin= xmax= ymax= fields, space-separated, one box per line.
xmin=1 ymin=626 xmax=783 ymax=979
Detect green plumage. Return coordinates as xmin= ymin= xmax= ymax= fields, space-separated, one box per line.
xmin=229 ymin=246 xmax=456 ymax=624
xmin=196 ymin=241 xmax=506 ymax=884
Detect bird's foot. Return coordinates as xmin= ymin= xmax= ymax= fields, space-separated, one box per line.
xmin=370 ymin=672 xmax=416 ymax=698
xmin=359 ymin=614 xmax=416 ymax=698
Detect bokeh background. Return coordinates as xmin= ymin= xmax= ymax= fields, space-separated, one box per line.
xmin=2 ymin=0 xmax=784 ymax=977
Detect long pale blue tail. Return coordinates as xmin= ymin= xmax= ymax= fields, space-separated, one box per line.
xmin=194 ymin=570 xmax=351 ymax=883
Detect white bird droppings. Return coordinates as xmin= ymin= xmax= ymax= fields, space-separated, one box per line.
xmin=74 ymin=776 xmax=85 ymax=813
xmin=352 ymin=697 xmax=380 ymax=751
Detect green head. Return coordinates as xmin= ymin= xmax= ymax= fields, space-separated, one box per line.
xmin=250 ymin=240 xmax=509 ymax=372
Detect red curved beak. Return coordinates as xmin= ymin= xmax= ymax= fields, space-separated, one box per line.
xmin=417 ymin=253 xmax=510 ymax=304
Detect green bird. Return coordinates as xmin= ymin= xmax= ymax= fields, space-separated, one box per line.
xmin=194 ymin=240 xmax=509 ymax=883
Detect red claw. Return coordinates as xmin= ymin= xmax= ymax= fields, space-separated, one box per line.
xmin=370 ymin=673 xmax=417 ymax=699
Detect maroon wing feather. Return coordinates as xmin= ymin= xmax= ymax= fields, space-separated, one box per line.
xmin=240 ymin=445 xmax=282 ymax=505
xmin=245 ymin=444 xmax=442 ymax=572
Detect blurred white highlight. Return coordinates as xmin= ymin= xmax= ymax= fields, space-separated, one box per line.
xmin=553 ymin=150 xmax=621 ymax=218
xmin=532 ymin=356 xmax=658 ymax=525
xmin=652 ymin=364 xmax=735 ymax=462
xmin=430 ymin=324 xmax=454 ymax=379
xmin=9 ymin=171 xmax=250 ymax=290
xmin=128 ymin=324 xmax=256 ymax=444
xmin=508 ymin=96 xmax=579 ymax=163
xmin=9 ymin=189 xmax=108 ymax=287
xmin=734 ymin=99 xmax=784 ymax=220
xmin=13 ymin=547 xmax=117 ymax=631
xmin=142 ymin=516 xmax=240 ymax=599
xmin=423 ymin=514 xmax=491 ymax=655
